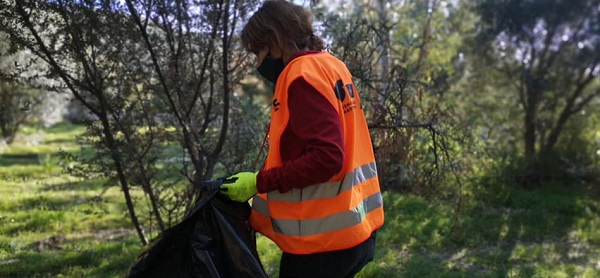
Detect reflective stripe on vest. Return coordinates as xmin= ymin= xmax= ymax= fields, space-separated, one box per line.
xmin=253 ymin=191 xmax=383 ymax=236
xmin=266 ymin=161 xmax=377 ymax=202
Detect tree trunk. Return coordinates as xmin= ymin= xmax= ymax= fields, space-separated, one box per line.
xmin=523 ymin=77 xmax=540 ymax=157
xmin=376 ymin=0 xmax=390 ymax=98
xmin=100 ymin=116 xmax=149 ymax=245
xmin=139 ymin=165 xmax=166 ymax=232
xmin=523 ymin=105 xmax=536 ymax=156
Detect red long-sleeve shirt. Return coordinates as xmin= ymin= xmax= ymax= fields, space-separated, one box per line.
xmin=256 ymin=51 xmax=344 ymax=194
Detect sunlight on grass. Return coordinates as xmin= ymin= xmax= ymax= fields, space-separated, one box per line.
xmin=0 ymin=124 xmax=143 ymax=277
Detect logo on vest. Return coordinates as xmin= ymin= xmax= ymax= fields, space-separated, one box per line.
xmin=334 ymin=79 xmax=359 ymax=114
xmin=272 ymin=99 xmax=281 ymax=111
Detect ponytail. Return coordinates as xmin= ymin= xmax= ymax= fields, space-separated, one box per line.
xmin=309 ymin=34 xmax=325 ymax=51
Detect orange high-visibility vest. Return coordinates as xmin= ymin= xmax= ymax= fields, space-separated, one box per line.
xmin=250 ymin=52 xmax=384 ymax=255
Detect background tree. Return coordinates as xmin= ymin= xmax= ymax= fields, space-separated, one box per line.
xmin=0 ymin=82 xmax=37 ymax=144
xmin=0 ymin=31 xmax=48 ymax=144
xmin=0 ymin=0 xmax=261 ymax=245
xmin=470 ymin=0 xmax=600 ymax=184
xmin=316 ymin=0 xmax=474 ymax=199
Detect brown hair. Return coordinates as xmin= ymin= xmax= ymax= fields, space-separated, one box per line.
xmin=241 ymin=0 xmax=325 ymax=55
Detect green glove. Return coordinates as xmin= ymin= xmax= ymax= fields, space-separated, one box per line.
xmin=220 ymin=172 xmax=258 ymax=202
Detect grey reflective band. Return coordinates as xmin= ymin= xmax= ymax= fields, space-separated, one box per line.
xmin=267 ymin=161 xmax=378 ymax=202
xmin=252 ymin=194 xmax=269 ymax=217
xmin=271 ymin=192 xmax=383 ymax=236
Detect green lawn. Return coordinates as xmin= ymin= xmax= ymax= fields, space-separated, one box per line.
xmin=0 ymin=124 xmax=142 ymax=277
xmin=1 ymin=123 xmax=599 ymax=277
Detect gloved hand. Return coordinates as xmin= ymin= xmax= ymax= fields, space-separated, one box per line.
xmin=220 ymin=172 xmax=258 ymax=202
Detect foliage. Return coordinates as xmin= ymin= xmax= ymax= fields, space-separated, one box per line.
xmin=469 ymin=0 xmax=600 ymax=185
xmin=0 ymin=0 xmax=263 ymax=244
xmin=0 ymin=82 xmax=39 ymax=144
xmin=314 ymin=0 xmax=475 ymax=200
xmin=0 ymin=32 xmax=47 ymax=144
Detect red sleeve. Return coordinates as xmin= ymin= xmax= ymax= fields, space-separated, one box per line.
xmin=256 ymin=77 xmax=344 ymax=193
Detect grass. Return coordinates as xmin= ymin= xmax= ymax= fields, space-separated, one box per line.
xmin=0 ymin=123 xmax=143 ymax=277
xmin=1 ymin=123 xmax=600 ymax=277
xmin=347 ymin=186 xmax=599 ymax=278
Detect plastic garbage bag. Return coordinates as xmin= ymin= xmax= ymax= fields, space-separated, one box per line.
xmin=127 ymin=179 xmax=267 ymax=278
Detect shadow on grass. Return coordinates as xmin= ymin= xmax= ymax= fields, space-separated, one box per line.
xmin=43 ymin=138 xmax=78 ymax=145
xmin=0 ymin=153 xmax=43 ymax=167
xmin=44 ymin=122 xmax=86 ymax=135
xmin=6 ymin=195 xmax=80 ymax=212
xmin=1 ymin=189 xmax=121 ymax=235
xmin=45 ymin=178 xmax=106 ymax=192
xmin=0 ymin=236 xmax=142 ymax=277
xmin=356 ymin=192 xmax=465 ymax=277
xmin=356 ymin=185 xmax=600 ymax=277
xmin=453 ymin=183 xmax=597 ymax=277
xmin=2 ymin=190 xmax=105 ymax=212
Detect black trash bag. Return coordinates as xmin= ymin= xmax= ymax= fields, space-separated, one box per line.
xmin=127 ymin=179 xmax=268 ymax=278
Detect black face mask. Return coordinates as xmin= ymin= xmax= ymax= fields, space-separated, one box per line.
xmin=257 ymin=53 xmax=285 ymax=84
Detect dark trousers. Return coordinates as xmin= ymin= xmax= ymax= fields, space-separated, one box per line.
xmin=279 ymin=231 xmax=377 ymax=278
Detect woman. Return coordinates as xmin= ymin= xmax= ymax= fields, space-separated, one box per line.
xmin=220 ymin=1 xmax=384 ymax=277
